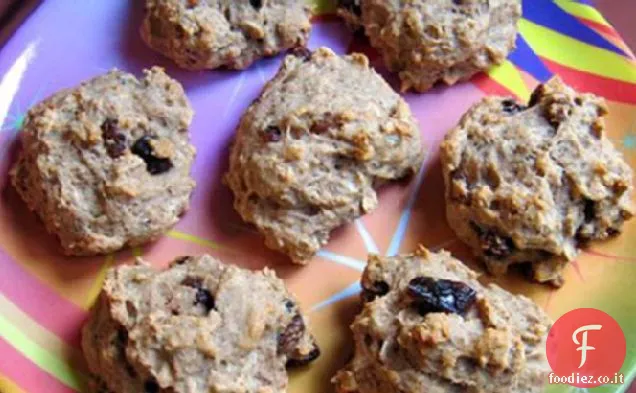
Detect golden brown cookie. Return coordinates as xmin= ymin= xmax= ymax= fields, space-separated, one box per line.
xmin=338 ymin=0 xmax=521 ymax=92
xmin=441 ymin=77 xmax=634 ymax=286
xmin=82 ymin=255 xmax=319 ymax=393
xmin=225 ymin=47 xmax=424 ymax=263
xmin=11 ymin=68 xmax=196 ymax=256
xmin=140 ymin=0 xmax=312 ymax=70
xmin=333 ymin=247 xmax=552 ymax=393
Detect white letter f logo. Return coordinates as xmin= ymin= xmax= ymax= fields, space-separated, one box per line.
xmin=572 ymin=324 xmax=603 ymax=368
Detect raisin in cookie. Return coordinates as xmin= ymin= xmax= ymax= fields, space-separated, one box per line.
xmin=82 ymin=254 xmax=320 ymax=393
xmin=338 ymin=0 xmax=521 ymax=92
xmin=140 ymin=0 xmax=312 ymax=70
xmin=441 ymin=77 xmax=634 ymax=286
xmin=11 ymin=68 xmax=196 ymax=256
xmin=225 ymin=47 xmax=424 ymax=263
xmin=332 ymin=247 xmax=552 ymax=393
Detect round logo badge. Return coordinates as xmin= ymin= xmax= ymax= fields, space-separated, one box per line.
xmin=546 ymin=308 xmax=626 ymax=388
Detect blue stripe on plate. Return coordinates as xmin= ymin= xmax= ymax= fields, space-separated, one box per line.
xmin=523 ymin=0 xmax=626 ymax=57
xmin=509 ymin=34 xmax=553 ymax=82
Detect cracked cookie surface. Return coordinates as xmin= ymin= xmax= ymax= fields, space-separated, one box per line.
xmin=141 ymin=0 xmax=312 ymax=70
xmin=337 ymin=0 xmax=521 ymax=92
xmin=332 ymin=247 xmax=552 ymax=393
xmin=225 ymin=47 xmax=424 ymax=263
xmin=441 ymin=77 xmax=634 ymax=286
xmin=82 ymin=255 xmax=319 ymax=393
xmin=11 ymin=68 xmax=196 ymax=256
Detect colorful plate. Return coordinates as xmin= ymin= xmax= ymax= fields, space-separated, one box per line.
xmin=0 ymin=1 xmax=634 ymax=392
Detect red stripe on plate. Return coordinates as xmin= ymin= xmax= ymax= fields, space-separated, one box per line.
xmin=0 ymin=248 xmax=87 ymax=347
xmin=576 ymin=17 xmax=621 ymax=41
xmin=577 ymin=18 xmax=635 ymax=59
xmin=541 ymin=58 xmax=636 ymax=104
xmin=311 ymin=14 xmax=339 ymax=23
xmin=583 ymin=248 xmax=636 ymax=262
xmin=0 ymin=337 xmax=77 ymax=393
xmin=471 ymin=72 xmax=517 ymax=98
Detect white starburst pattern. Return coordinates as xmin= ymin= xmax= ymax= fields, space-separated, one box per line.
xmin=0 ymin=40 xmax=45 ymax=164
xmin=310 ymin=162 xmax=456 ymax=312
xmin=0 ymin=39 xmax=39 ymax=133
xmin=354 ymin=219 xmax=379 ymax=255
xmin=222 ymin=71 xmax=246 ymax=120
xmin=256 ymin=61 xmax=269 ymax=84
xmin=0 ymin=81 xmax=48 ymax=135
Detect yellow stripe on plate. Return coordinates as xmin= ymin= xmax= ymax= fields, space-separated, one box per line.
xmin=167 ymin=230 xmax=224 ymax=250
xmin=0 ymin=294 xmax=85 ymax=371
xmin=553 ymin=0 xmax=609 ymax=26
xmin=310 ymin=0 xmax=336 ymax=15
xmin=487 ymin=60 xmax=530 ymax=100
xmin=83 ymin=254 xmax=114 ymax=310
xmin=0 ymin=314 xmax=85 ymax=391
xmin=132 ymin=247 xmax=143 ymax=257
xmin=0 ymin=373 xmax=27 ymax=393
xmin=519 ymin=18 xmax=636 ymax=84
